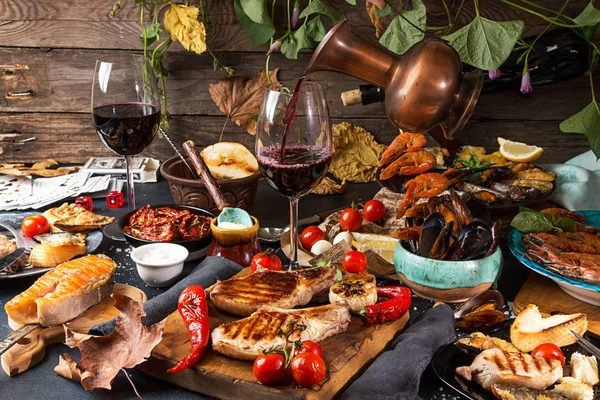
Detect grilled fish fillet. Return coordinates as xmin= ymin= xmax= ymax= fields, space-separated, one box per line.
xmin=491 ymin=384 xmax=568 ymax=400
xmin=212 ymin=304 xmax=351 ymax=360
xmin=552 ymin=377 xmax=594 ymax=400
xmin=456 ymin=348 xmax=563 ymax=390
xmin=5 ymin=254 xmax=116 ymax=327
xmin=510 ymin=304 xmax=587 ymax=352
xmin=329 ymin=273 xmax=377 ymax=312
xmin=210 ymin=267 xmax=336 ymax=316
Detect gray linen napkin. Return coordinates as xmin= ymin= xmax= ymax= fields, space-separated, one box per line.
xmin=339 ymin=304 xmax=456 ymax=400
xmin=88 ymin=256 xmax=243 ymax=336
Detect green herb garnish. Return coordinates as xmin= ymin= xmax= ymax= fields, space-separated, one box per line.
xmin=455 ymin=154 xmax=494 ymax=172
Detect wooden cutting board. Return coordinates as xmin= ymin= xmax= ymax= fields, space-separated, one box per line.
xmin=513 ymin=274 xmax=600 ymax=336
xmin=137 ymin=271 xmax=410 ymax=400
xmin=1 ymin=283 xmax=146 ymax=376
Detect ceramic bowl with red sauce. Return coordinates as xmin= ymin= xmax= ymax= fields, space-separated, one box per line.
xmin=119 ymin=204 xmax=214 ymax=261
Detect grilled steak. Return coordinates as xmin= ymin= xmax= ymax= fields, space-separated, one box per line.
xmin=455 ymin=348 xmax=563 ymax=390
xmin=211 ymin=304 xmax=351 ymax=360
xmin=210 ymin=267 xmax=336 ymax=316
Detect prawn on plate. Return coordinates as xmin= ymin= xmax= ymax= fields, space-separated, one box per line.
xmin=379 ymin=133 xmax=427 ymax=167
xmin=379 ymin=151 xmax=436 ymax=180
xmin=396 ymin=173 xmax=449 ymax=218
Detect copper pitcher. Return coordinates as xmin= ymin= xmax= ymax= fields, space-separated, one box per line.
xmin=308 ymin=19 xmax=483 ymax=139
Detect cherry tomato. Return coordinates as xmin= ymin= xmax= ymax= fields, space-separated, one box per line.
xmin=340 ymin=208 xmax=362 ymax=232
xmin=294 ymin=340 xmax=323 ymax=359
xmin=253 ymin=354 xmax=286 ymax=385
xmin=21 ymin=215 xmax=50 ymax=238
xmin=531 ymin=343 xmax=565 ymax=367
xmin=300 ymin=226 xmax=325 ymax=251
xmin=290 ymin=353 xmax=327 ymax=387
xmin=342 ymin=251 xmax=368 ymax=273
xmin=363 ymin=199 xmax=386 ymax=222
xmin=250 ymin=251 xmax=283 ymax=273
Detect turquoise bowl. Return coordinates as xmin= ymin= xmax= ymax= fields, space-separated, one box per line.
xmin=394 ymin=242 xmax=503 ymax=303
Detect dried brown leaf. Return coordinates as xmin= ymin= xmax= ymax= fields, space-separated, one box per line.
xmin=208 ymin=69 xmax=280 ymax=135
xmin=55 ymin=297 xmax=165 ymax=391
xmin=312 ymin=177 xmax=346 ymax=195
xmin=366 ymin=3 xmax=384 ymax=38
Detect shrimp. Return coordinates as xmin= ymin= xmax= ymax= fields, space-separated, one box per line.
xmin=525 ymin=240 xmax=600 ymax=284
xmin=378 ymin=132 xmax=427 ymax=166
xmin=396 ymin=173 xmax=449 ymax=218
xmin=391 ymin=225 xmax=422 ymax=241
xmin=379 ymin=150 xmax=436 ymax=180
xmin=541 ymin=208 xmax=586 ymax=223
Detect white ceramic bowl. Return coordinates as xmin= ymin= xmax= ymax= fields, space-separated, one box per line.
xmin=130 ymin=243 xmax=189 ymax=287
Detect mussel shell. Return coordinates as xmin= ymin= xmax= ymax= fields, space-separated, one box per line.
xmin=450 ymin=187 xmax=473 ymax=228
xmin=453 ymin=289 xmax=505 ymax=319
xmin=429 ymin=221 xmax=454 ymax=260
xmin=405 ymin=217 xmax=422 ymax=253
xmin=490 ymin=182 xmax=541 ymax=202
xmin=484 ymin=220 xmax=501 ymax=257
xmin=446 ymin=221 xmax=493 ymax=261
xmin=465 ymin=200 xmax=492 ymax=227
xmin=455 ymin=309 xmax=506 ymax=332
xmin=457 ymin=182 xmax=510 ymax=204
xmin=418 ymin=212 xmax=445 ymax=257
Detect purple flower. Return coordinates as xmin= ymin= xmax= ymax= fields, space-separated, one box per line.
xmin=267 ymin=41 xmax=281 ymax=56
xmin=488 ymin=69 xmax=501 ymax=80
xmin=520 ymin=71 xmax=533 ymax=94
xmin=291 ymin=0 xmax=300 ymax=30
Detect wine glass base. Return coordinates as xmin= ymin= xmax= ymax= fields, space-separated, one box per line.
xmin=286 ymin=262 xmax=303 ymax=271
xmin=102 ymin=222 xmax=126 ymax=241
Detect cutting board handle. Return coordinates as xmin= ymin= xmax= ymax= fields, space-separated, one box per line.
xmin=1 ymin=326 xmax=63 ymax=376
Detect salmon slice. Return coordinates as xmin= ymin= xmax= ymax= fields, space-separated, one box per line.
xmin=5 ymin=254 xmax=117 ymax=327
xmin=29 ymin=243 xmax=86 ymax=267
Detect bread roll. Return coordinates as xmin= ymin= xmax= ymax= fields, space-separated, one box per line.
xmin=200 ymin=142 xmax=258 ymax=180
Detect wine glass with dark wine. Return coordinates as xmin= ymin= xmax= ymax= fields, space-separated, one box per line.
xmin=256 ymin=81 xmax=332 ymax=270
xmin=91 ymin=55 xmax=160 ymax=240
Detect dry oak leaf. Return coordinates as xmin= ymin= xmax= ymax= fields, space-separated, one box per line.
xmin=164 ymin=4 xmax=207 ymax=55
xmin=54 ymin=296 xmax=166 ymax=391
xmin=209 ymin=69 xmax=280 ymax=135
xmin=366 ymin=2 xmax=384 ymax=38
xmin=312 ymin=177 xmax=346 ymax=195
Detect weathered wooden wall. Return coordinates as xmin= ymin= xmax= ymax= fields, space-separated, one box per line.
xmin=0 ymin=0 xmax=597 ymax=164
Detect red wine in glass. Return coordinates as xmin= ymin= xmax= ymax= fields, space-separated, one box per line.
xmin=280 ymin=73 xmax=306 ymax=159
xmin=258 ymin=144 xmax=331 ymax=198
xmin=92 ymin=102 xmax=159 ymax=155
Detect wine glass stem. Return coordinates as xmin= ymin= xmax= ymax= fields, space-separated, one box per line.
xmin=288 ymin=196 xmax=299 ymax=271
xmin=125 ymin=155 xmax=136 ymax=211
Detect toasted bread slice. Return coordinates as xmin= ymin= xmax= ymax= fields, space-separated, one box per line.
xmin=200 ymin=142 xmax=258 ymax=180
xmin=510 ymin=304 xmax=587 ymax=352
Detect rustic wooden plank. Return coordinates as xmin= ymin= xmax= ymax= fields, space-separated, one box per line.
xmin=1 ymin=48 xmax=598 ymax=121
xmin=0 ymin=0 xmax=593 ymax=50
xmin=0 ymin=113 xmax=591 ymax=164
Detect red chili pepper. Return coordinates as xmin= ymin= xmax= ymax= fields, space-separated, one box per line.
xmin=167 ymin=286 xmax=210 ymax=373
xmin=361 ymin=286 xmax=411 ymax=326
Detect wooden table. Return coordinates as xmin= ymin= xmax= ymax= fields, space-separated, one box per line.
xmin=0 ymin=179 xmax=532 ymax=400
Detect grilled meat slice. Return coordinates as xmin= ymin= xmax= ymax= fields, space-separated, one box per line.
xmin=455 ymin=348 xmax=563 ymax=390
xmin=210 ymin=267 xmax=336 ymax=316
xmin=211 ymin=304 xmax=350 ymax=360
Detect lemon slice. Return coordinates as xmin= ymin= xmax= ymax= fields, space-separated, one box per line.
xmin=351 ymin=232 xmax=398 ymax=264
xmin=498 ymin=137 xmax=544 ymax=162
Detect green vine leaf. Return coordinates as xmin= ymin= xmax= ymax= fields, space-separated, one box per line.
xmin=573 ymin=2 xmax=600 ymax=25
xmin=299 ymin=0 xmax=341 ymax=22
xmin=140 ymin=23 xmax=161 ymax=46
xmin=281 ymin=24 xmax=315 ymax=59
xmin=379 ymin=0 xmax=426 ymax=55
xmin=234 ymin=0 xmax=275 ymax=45
xmin=345 ymin=0 xmax=357 ymax=5
xmin=443 ymin=18 xmax=524 ymax=70
xmin=306 ymin=16 xmax=326 ymax=42
xmin=560 ymin=101 xmax=600 ymax=159
xmin=377 ymin=4 xmax=392 ymax=17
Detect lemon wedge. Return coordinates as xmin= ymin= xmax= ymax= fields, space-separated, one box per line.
xmin=351 ymin=233 xmax=398 ymax=264
xmin=498 ymin=137 xmax=544 ymax=162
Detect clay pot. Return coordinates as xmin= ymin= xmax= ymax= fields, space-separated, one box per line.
xmin=160 ymin=156 xmax=260 ymax=214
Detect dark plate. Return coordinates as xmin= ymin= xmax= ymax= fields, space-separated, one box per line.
xmin=118 ymin=204 xmax=214 ymax=257
xmin=0 ymin=230 xmax=104 ymax=280
xmin=432 ymin=320 xmax=600 ymax=400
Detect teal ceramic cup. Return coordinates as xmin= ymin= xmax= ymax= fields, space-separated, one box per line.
xmin=394 ymin=241 xmax=502 ymax=303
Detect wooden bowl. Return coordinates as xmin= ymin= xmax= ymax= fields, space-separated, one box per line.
xmin=160 ymin=156 xmax=260 ymax=214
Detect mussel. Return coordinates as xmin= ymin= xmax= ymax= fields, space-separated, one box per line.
xmin=454 ymin=290 xmax=506 ymax=333
xmin=468 ymin=167 xmax=511 ymax=185
xmin=446 ymin=221 xmax=493 ymax=261
xmin=465 ymin=200 xmax=492 ymax=227
xmin=418 ymin=213 xmax=445 ymax=257
xmin=484 ymin=220 xmax=501 ymax=257
xmin=490 ymin=182 xmax=541 ymax=202
xmin=450 ymin=187 xmax=473 ymax=228
xmin=456 ymin=182 xmax=510 ymax=204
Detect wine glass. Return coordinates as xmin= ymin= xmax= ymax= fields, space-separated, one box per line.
xmin=256 ymin=82 xmax=332 ymax=270
xmin=91 ymin=55 xmax=160 ymax=240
